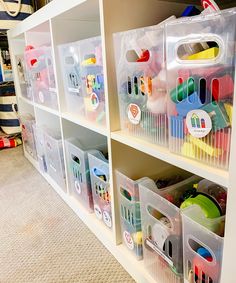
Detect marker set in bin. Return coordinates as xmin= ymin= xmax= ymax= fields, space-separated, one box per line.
xmin=114 ymin=19 xmax=174 ymax=146
xmin=166 ymin=8 xmax=236 ymax=170
xmin=59 ymin=36 xmax=106 ymax=126
xmin=65 ymin=139 xmax=112 ymax=228
xmin=116 ymin=168 xmax=227 ymax=283
xmin=114 ymin=8 xmax=236 ymax=170
xmin=24 ymin=45 xmax=58 ymax=109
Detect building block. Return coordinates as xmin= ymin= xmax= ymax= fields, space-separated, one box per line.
xmin=187 ymin=47 xmax=219 ymax=60
xmin=202 ymin=102 xmax=230 ymax=132
xmin=170 ymin=78 xmax=195 ymax=103
xmin=181 ymin=5 xmax=201 ymax=17
xmin=170 ymin=116 xmax=184 ymax=139
xmin=212 ymin=130 xmax=231 ymax=152
xmin=176 ymin=92 xmax=205 ymax=117
xmin=209 ymin=74 xmax=234 ymax=101
xmin=181 ymin=142 xmax=196 ymax=158
xmin=224 ymin=103 xmax=233 ymax=125
xmin=188 ymin=135 xmax=223 ymax=157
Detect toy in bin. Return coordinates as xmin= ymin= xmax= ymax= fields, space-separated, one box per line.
xmin=139 ymin=171 xmax=202 ymax=283
xmin=24 ymin=45 xmax=58 ymax=109
xmin=79 ymin=36 xmax=106 ymax=126
xmin=166 ymin=8 xmax=236 ymax=169
xmin=181 ymin=180 xmax=226 ymax=283
xmin=116 ymin=171 xmax=147 ymax=260
xmin=113 ymin=17 xmax=176 ymax=146
xmin=88 ymin=151 xmax=111 ymax=228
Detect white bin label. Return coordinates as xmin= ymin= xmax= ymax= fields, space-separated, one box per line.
xmin=103 ymin=211 xmax=112 ymax=228
xmin=94 ymin=204 xmax=102 ymax=220
xmin=128 ymin=103 xmax=141 ymax=125
xmin=186 ymin=110 xmax=212 ymax=138
xmin=123 ymin=231 xmax=134 ymax=250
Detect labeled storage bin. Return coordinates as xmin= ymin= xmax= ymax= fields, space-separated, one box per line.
xmin=21 ymin=114 xmax=37 ymax=160
xmin=88 ymin=151 xmax=111 ymax=228
xmin=32 ymin=124 xmax=47 ymax=172
xmin=15 ymin=55 xmax=33 ymax=100
xmin=58 ymin=42 xmax=84 ymax=116
xmin=65 ymin=138 xmax=107 ymax=212
xmin=166 ymin=8 xmax=236 ymax=169
xmin=113 ymin=18 xmax=174 ymax=146
xmin=116 ymin=171 xmax=147 ymax=260
xmin=79 ymin=36 xmax=106 ymax=126
xmin=139 ymin=172 xmax=201 ymax=283
xmin=24 ymin=46 xmax=58 ymax=109
xmin=182 ymin=179 xmax=226 ymax=283
xmin=44 ymin=131 xmax=66 ymax=190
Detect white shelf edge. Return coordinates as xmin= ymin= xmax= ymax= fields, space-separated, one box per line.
xmin=34 ymin=102 xmax=60 ymax=116
xmin=23 ymin=149 xmax=156 ymax=283
xmin=111 ymin=130 xmax=229 ymax=188
xmin=61 ymin=112 xmax=108 ymax=136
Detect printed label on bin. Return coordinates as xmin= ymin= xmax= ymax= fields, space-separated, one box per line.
xmin=123 ymin=231 xmax=134 ymax=250
xmin=94 ymin=204 xmax=103 ymax=220
xmin=127 ymin=103 xmax=141 ymax=125
xmin=145 ymin=239 xmax=174 ymax=267
xmin=75 ymin=180 xmax=81 ymax=194
xmin=186 ymin=110 xmax=212 ymax=138
xmin=90 ymin=92 xmax=99 ymax=110
xmin=103 ymin=211 xmax=112 ymax=228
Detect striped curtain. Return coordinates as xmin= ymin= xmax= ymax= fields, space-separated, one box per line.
xmin=0 ymin=0 xmax=34 ymax=31
xmin=0 ymin=82 xmax=21 ymax=134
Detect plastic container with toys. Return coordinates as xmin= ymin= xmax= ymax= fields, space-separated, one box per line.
xmin=182 ymin=180 xmax=226 ymax=283
xmin=116 ymin=171 xmax=147 ymax=260
xmin=166 ymin=8 xmax=236 ymax=169
xmin=20 ymin=114 xmax=37 ymax=160
xmin=139 ymin=170 xmax=201 ymax=283
xmin=58 ymin=42 xmax=83 ymax=116
xmin=15 ymin=54 xmax=33 ymax=100
xmin=113 ymin=17 xmax=175 ymax=146
xmin=88 ymin=151 xmax=111 ymax=228
xmin=44 ymin=130 xmax=66 ymax=191
xmin=24 ymin=45 xmax=58 ymax=109
xmin=32 ymin=124 xmax=47 ymax=172
xmin=65 ymin=138 xmax=107 ymax=213
xmin=79 ymin=36 xmax=106 ymax=126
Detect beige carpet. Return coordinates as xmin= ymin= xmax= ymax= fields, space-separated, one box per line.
xmin=0 ymin=146 xmax=134 ymax=283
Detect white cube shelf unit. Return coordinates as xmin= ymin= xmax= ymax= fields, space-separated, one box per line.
xmin=8 ymin=0 xmax=236 ymax=282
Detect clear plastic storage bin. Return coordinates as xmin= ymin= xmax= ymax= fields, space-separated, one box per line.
xmin=58 ymin=42 xmax=84 ymax=116
xmin=15 ymin=55 xmax=33 ymax=100
xmin=44 ymin=131 xmax=66 ymax=190
xmin=113 ymin=18 xmax=174 ymax=146
xmin=88 ymin=151 xmax=111 ymax=228
xmin=139 ymin=172 xmax=201 ymax=283
xmin=32 ymin=124 xmax=47 ymax=172
xmin=21 ymin=114 xmax=37 ymax=160
xmin=166 ymin=8 xmax=236 ymax=169
xmin=65 ymin=138 xmax=107 ymax=212
xmin=116 ymin=171 xmax=147 ymax=260
xmin=79 ymin=36 xmax=106 ymax=126
xmin=24 ymin=46 xmax=58 ymax=109
xmin=182 ymin=179 xmax=226 ymax=283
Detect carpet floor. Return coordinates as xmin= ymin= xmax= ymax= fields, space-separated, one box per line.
xmin=0 ymin=146 xmax=134 ymax=283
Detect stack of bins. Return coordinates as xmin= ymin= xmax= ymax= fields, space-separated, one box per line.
xmin=79 ymin=36 xmax=106 ymax=126
xmin=24 ymin=46 xmax=58 ymax=109
xmin=58 ymin=42 xmax=84 ymax=116
xmin=88 ymin=151 xmax=111 ymax=228
xmin=182 ymin=179 xmax=226 ymax=283
xmin=139 ymin=172 xmax=201 ymax=283
xmin=166 ymin=8 xmax=236 ymax=169
xmin=113 ymin=18 xmax=175 ymax=146
xmin=65 ymin=138 xmax=107 ymax=213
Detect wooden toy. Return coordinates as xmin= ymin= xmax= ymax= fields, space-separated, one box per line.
xmin=170 ymin=78 xmax=195 ymax=103
xmin=187 ymin=47 xmax=219 ymax=60
xmin=176 ymin=92 xmax=205 ymax=117
xmin=170 ymin=116 xmax=184 ymax=139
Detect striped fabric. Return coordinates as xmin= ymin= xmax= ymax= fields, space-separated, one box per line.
xmin=0 ymin=0 xmax=33 ymax=31
xmin=0 ymin=82 xmax=21 ymax=134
